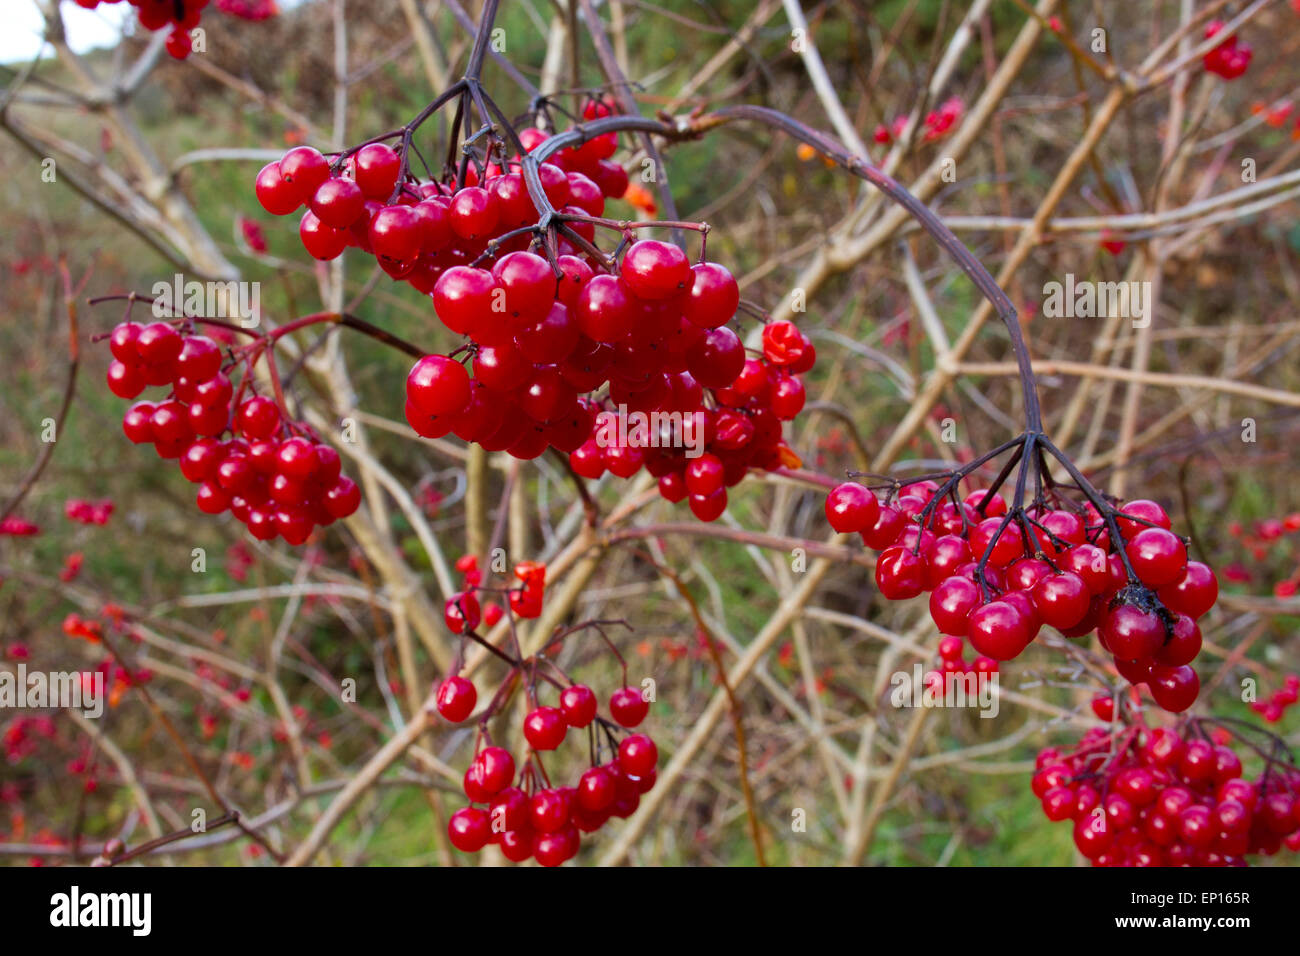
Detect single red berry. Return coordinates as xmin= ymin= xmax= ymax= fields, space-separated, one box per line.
xmin=298 ymin=210 xmax=349 ymax=260
xmin=353 ymin=143 xmax=402 ymax=200
xmin=444 ymin=591 xmax=481 ymax=634
xmin=575 ymin=766 xmax=617 ymax=812
xmin=523 ymin=706 xmax=567 ymax=751
xmin=447 ymin=807 xmax=490 ymax=852
xmin=255 ymin=162 xmax=300 ymax=215
xmin=618 ymin=733 xmax=659 ymax=777
xmin=1148 ymin=665 xmax=1199 ymax=713
xmin=1032 ymin=572 xmax=1091 ymax=630
xmin=529 ymin=788 xmax=573 ymax=834
xmin=682 ymin=262 xmax=739 ymax=329
xmin=473 ymin=746 xmax=515 ymax=795
xmin=929 ymin=576 xmax=980 ymax=636
xmin=436 ymin=676 xmax=477 ymax=722
xmin=1125 ymin=527 xmax=1187 ymax=588
xmin=560 ymin=684 xmax=598 ymax=727
xmin=610 ymin=686 xmax=649 ymax=728
xmin=310 ymin=177 xmax=366 ymax=228
xmin=278 ymin=147 xmax=331 ymax=205
xmin=368 ymin=204 xmax=423 ymax=261
xmin=875 ymin=546 xmax=925 ymax=600
xmin=1157 ymin=561 xmax=1218 ymax=619
xmin=825 ymin=482 xmax=880 ymax=534
xmin=967 ymin=600 xmax=1032 ymax=661
xmin=407 ymin=355 xmax=471 ymax=417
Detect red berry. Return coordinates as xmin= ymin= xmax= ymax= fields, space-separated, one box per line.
xmin=1032 ymin=572 xmax=1091 ymax=630
xmin=967 ymin=601 xmax=1032 ymax=661
xmin=620 ymin=239 xmax=690 ymax=300
xmin=1157 ymin=561 xmax=1218 ymax=619
xmin=1148 ymin=665 xmax=1199 ymax=713
xmin=436 ymin=676 xmax=477 ymax=722
xmin=473 ymin=746 xmax=515 ymax=795
xmin=575 ymin=766 xmax=617 ymax=812
xmin=618 ymin=733 xmax=658 ymax=777
xmin=310 ymin=177 xmax=366 ymax=228
xmin=682 ymin=262 xmax=739 ymax=329
xmin=825 ymin=482 xmax=880 ymax=534
xmin=299 ymin=211 xmax=349 ymax=260
xmin=1125 ymin=527 xmax=1187 ymax=588
xmin=875 ymin=546 xmax=925 ymax=600
xmin=278 ymin=147 xmax=331 ymax=205
xmin=447 ymin=807 xmax=490 ymax=852
xmin=523 ymin=706 xmax=567 ymax=751
xmin=610 ymin=686 xmax=649 ymax=728
xmin=255 ymin=162 xmax=300 ymax=215
xmin=560 ymin=684 xmax=598 ymax=727
xmin=444 ymin=591 xmax=481 ymax=634
xmin=353 ymin=143 xmax=402 ymax=200
xmin=407 ymin=355 xmax=471 ymax=417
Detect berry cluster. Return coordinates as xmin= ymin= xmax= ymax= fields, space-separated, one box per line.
xmin=1250 ymin=675 xmax=1300 ymax=724
xmin=254 ymin=103 xmax=629 ymax=271
xmin=73 ymin=0 xmax=277 ymax=60
xmin=432 ymin=553 xmax=657 ymax=865
xmin=441 ymin=686 xmax=658 ymax=866
xmin=253 ymin=107 xmax=810 ymax=521
xmin=567 ymin=318 xmax=811 ymax=520
xmin=1204 ymin=22 xmax=1253 ymax=80
xmin=105 ymin=320 xmax=361 ymax=544
xmin=1034 ymin=725 xmax=1300 ymax=866
xmin=826 ymin=480 xmax=1217 ymax=712
xmin=872 ymin=97 xmax=964 ymax=145
xmin=0 ymin=517 xmax=41 ymax=537
xmin=64 ymin=499 xmax=114 ymax=526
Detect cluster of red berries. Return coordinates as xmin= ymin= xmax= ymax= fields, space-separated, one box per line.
xmin=436 ymin=676 xmax=657 ymax=866
xmin=1034 ymin=725 xmax=1300 ymax=866
xmin=64 ymin=499 xmax=114 ymax=526
xmin=254 ymin=102 xmax=630 ymax=272
xmin=444 ymin=558 xmax=540 ymax=631
xmin=0 ymin=517 xmax=40 ymax=537
xmin=566 ymin=319 xmax=811 ymax=520
xmin=872 ymin=97 xmax=964 ymax=145
xmin=1225 ymin=511 xmax=1300 ymax=598
xmin=927 ymin=635 xmax=999 ymax=688
xmin=1204 ymin=22 xmax=1253 ymax=80
xmin=825 ymin=482 xmax=1217 ymax=712
xmin=73 ymin=0 xmax=277 ymax=60
xmin=254 ymin=108 xmax=810 ymax=521
xmin=105 ymin=320 xmax=361 ymax=544
xmin=1250 ymin=675 xmax=1300 ymax=724
xmin=3 ymin=715 xmax=57 ymax=764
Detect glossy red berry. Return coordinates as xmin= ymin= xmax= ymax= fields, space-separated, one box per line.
xmin=620 ymin=239 xmax=691 ymax=300
xmin=560 ymin=684 xmax=598 ymax=727
xmin=682 ymin=262 xmax=739 ymax=328
xmin=436 ymin=676 xmax=477 ymax=723
xmin=610 ymin=686 xmax=649 ymax=728
xmin=447 ymin=807 xmax=491 ymax=852
xmin=618 ymin=733 xmax=658 ymax=777
xmin=825 ymin=482 xmax=880 ymax=534
xmin=1126 ymin=527 xmax=1187 ymax=588
xmin=407 ymin=355 xmax=471 ymax=417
